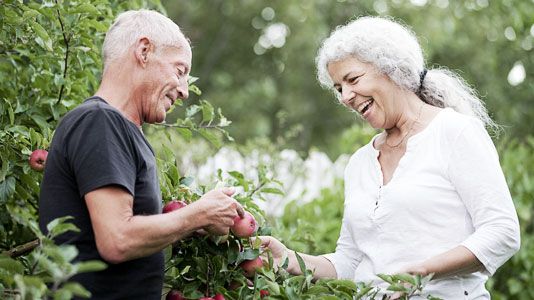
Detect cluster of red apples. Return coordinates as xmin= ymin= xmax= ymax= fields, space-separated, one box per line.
xmin=163 ymin=200 xmax=265 ymax=300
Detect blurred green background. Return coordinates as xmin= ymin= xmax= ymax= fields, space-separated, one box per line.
xmin=162 ymin=0 xmax=533 ymax=159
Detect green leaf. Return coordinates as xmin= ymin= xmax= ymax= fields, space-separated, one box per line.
xmin=187 ymin=76 xmax=199 ymax=84
xmin=395 ymin=273 xmax=416 ymax=286
xmin=0 ymin=156 xmax=9 ymax=182
xmin=260 ymin=187 xmax=284 ymax=195
xmin=387 ymin=283 xmax=409 ymax=292
xmin=305 ymin=285 xmax=329 ymax=295
xmin=236 ymin=248 xmax=260 ymax=263
xmin=377 ymin=273 xmax=394 ymax=284
xmin=38 ymin=256 xmax=63 ymax=279
xmin=0 ymin=256 xmax=25 ymax=274
xmin=294 ymin=251 xmax=307 ymax=274
xmin=76 ymin=260 xmax=107 ymax=273
xmin=53 ymin=289 xmax=72 ymax=300
xmin=198 ymin=128 xmax=222 ymax=148
xmin=86 ymin=19 xmax=108 ymax=32
xmin=175 ymin=127 xmax=192 ymax=141
xmin=0 ymin=176 xmax=16 ymax=204
xmin=188 ymin=84 xmax=202 ymax=96
xmin=47 ymin=222 xmax=80 ymax=239
xmin=22 ymin=9 xmax=41 ymax=19
xmin=179 ymin=176 xmax=194 ymax=187
xmin=185 ymin=105 xmax=201 ymax=118
xmin=7 ymin=101 xmax=14 ymax=125
xmin=180 ymin=265 xmax=191 ymax=275
xmin=30 ymin=21 xmax=53 ymax=51
xmin=200 ymin=100 xmax=214 ymax=123
xmin=46 ymin=216 xmax=79 ymax=238
xmin=31 ymin=115 xmax=50 ymax=131
xmin=228 ymin=171 xmax=245 ymax=181
xmin=327 ymin=279 xmax=357 ymax=290
xmin=71 ymin=3 xmax=99 ymax=15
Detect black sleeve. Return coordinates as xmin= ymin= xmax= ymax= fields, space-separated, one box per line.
xmin=66 ymin=108 xmax=137 ymax=198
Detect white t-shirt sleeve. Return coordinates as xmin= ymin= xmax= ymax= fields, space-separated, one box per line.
xmin=322 ymin=156 xmax=364 ymax=279
xmin=322 ymin=212 xmax=363 ymax=279
xmin=448 ymin=118 xmax=520 ymax=275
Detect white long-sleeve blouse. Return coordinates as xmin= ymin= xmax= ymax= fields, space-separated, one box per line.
xmin=323 ymin=108 xmax=520 ymax=299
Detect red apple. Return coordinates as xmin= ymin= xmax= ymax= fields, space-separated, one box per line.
xmin=260 ymin=289 xmax=269 ymax=298
xmin=239 ymin=257 xmax=263 ymax=277
xmin=231 ymin=211 xmax=257 ymax=238
xmin=213 ymin=294 xmax=225 ymax=300
xmin=166 ymin=290 xmax=186 ymax=300
xmin=29 ymin=149 xmax=48 ymax=172
xmin=163 ymin=200 xmax=187 ymax=213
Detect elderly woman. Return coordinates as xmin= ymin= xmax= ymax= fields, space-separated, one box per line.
xmin=259 ymin=16 xmax=520 ymax=299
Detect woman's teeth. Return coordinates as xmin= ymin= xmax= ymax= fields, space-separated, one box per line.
xmin=358 ymin=98 xmax=374 ymax=114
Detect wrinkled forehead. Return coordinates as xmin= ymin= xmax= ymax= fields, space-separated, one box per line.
xmin=327 ymin=56 xmax=373 ymax=79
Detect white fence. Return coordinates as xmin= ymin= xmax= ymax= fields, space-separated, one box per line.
xmin=180 ymin=147 xmax=349 ymax=216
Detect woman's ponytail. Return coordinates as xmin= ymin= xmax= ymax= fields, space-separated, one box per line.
xmin=419 ymin=67 xmax=498 ymax=132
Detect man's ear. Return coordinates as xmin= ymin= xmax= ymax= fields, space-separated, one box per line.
xmin=134 ymin=37 xmax=152 ymax=67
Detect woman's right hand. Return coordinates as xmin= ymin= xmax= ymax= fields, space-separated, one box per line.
xmin=254 ymin=236 xmax=337 ymax=279
xmin=255 ymin=236 xmax=290 ymax=270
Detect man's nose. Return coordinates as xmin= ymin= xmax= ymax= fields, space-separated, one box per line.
xmin=177 ymin=83 xmax=189 ymax=100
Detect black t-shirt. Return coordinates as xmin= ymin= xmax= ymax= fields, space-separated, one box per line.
xmin=39 ymin=97 xmax=163 ymax=299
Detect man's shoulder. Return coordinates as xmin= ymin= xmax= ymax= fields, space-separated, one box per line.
xmin=60 ymin=97 xmax=125 ymax=127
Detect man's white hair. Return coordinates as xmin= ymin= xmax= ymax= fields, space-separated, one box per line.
xmin=103 ymin=9 xmax=186 ymax=68
xmin=316 ymin=16 xmax=496 ymax=129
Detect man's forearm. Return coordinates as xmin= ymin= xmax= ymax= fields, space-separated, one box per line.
xmin=86 ymin=187 xmax=209 ymax=264
xmin=107 ymin=206 xmax=207 ymax=262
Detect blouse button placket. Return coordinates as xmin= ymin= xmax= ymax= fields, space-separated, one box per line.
xmin=374 ymin=185 xmax=382 ymax=214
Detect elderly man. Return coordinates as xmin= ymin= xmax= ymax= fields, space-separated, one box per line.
xmin=39 ymin=10 xmax=243 ymax=299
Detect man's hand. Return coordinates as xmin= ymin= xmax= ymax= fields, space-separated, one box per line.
xmin=191 ymin=187 xmax=244 ymax=235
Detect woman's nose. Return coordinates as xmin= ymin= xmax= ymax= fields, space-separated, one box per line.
xmin=340 ymin=88 xmax=354 ymax=106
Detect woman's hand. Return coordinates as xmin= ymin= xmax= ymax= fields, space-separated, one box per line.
xmin=253 ymin=236 xmax=338 ymax=279
xmin=254 ymin=236 xmax=289 ymax=270
xmin=395 ymin=263 xmax=429 ymax=276
xmin=387 ymin=264 xmax=430 ymax=300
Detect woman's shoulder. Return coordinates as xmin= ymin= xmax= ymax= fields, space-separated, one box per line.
xmin=346 ymin=135 xmax=378 ymax=169
xmin=437 ymin=108 xmax=485 ymax=137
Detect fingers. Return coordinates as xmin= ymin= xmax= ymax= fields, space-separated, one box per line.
xmin=235 ymin=203 xmax=245 ymax=218
xmin=205 ymin=224 xmax=230 ymax=236
xmin=221 ymin=186 xmax=235 ymax=196
xmin=196 ymin=228 xmax=209 ymax=236
xmin=212 ymin=187 xmax=244 ymax=218
xmin=254 ymin=236 xmax=271 ymax=247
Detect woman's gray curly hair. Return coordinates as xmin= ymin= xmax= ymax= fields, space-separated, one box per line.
xmin=316 ymin=16 xmax=496 ymax=129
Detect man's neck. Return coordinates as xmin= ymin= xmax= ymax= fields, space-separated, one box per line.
xmin=94 ymin=69 xmax=142 ymax=126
